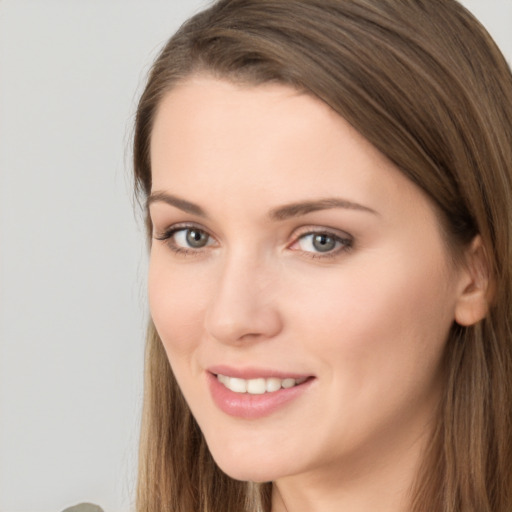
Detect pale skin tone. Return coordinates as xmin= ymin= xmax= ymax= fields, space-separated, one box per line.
xmin=148 ymin=76 xmax=488 ymax=512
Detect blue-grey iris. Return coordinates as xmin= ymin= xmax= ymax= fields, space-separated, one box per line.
xmin=313 ymin=233 xmax=336 ymax=252
xmin=186 ymin=229 xmax=209 ymax=248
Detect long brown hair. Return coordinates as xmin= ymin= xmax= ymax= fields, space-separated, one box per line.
xmin=133 ymin=1 xmax=512 ymax=510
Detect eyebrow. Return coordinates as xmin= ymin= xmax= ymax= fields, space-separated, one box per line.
xmin=147 ymin=191 xmax=378 ymax=220
xmin=147 ymin=191 xmax=206 ymax=217
xmin=268 ymin=197 xmax=378 ymax=220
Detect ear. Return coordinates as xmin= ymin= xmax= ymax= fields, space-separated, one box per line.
xmin=454 ymin=235 xmax=492 ymax=326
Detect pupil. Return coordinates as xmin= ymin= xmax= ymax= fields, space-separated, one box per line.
xmin=313 ymin=234 xmax=335 ymax=252
xmin=186 ymin=229 xmax=207 ymax=248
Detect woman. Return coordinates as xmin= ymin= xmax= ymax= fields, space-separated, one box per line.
xmin=133 ymin=1 xmax=512 ymax=511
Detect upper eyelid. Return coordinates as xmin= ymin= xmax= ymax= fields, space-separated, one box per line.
xmin=291 ymin=225 xmax=353 ymax=241
xmin=153 ymin=221 xmax=213 ymax=238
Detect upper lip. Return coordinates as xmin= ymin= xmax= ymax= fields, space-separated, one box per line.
xmin=207 ymin=365 xmax=313 ymax=380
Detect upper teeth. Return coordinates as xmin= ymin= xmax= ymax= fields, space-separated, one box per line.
xmin=216 ymin=374 xmax=307 ymax=394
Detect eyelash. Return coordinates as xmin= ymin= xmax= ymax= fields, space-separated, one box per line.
xmin=154 ymin=223 xmax=212 ymax=257
xmin=153 ymin=223 xmax=353 ymax=259
xmin=291 ymin=229 xmax=353 ymax=259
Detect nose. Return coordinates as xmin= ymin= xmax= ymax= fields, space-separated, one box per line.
xmin=204 ymin=253 xmax=283 ymax=345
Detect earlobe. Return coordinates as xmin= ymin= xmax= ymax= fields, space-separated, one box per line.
xmin=454 ymin=236 xmax=492 ymax=326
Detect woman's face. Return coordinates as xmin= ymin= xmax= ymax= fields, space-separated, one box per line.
xmin=148 ymin=77 xmax=468 ymax=483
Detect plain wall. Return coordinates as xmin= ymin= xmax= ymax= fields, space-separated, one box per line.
xmin=0 ymin=1 xmax=510 ymax=511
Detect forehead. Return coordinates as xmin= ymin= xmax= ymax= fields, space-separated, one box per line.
xmin=151 ymin=77 xmax=340 ymax=160
xmin=150 ymin=76 xmax=398 ymax=201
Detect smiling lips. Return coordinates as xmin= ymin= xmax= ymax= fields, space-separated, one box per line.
xmin=216 ymin=374 xmax=308 ymax=394
xmin=207 ymin=370 xmax=314 ymax=419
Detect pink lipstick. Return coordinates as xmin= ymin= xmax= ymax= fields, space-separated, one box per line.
xmin=206 ymin=367 xmax=314 ymax=419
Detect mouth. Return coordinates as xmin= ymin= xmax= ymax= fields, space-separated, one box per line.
xmin=215 ymin=374 xmax=309 ymax=395
xmin=207 ymin=369 xmax=315 ymax=419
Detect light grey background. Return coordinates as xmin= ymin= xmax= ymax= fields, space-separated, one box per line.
xmin=0 ymin=1 xmax=510 ymax=511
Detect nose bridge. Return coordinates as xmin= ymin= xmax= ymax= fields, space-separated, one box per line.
xmin=204 ymin=246 xmax=282 ymax=344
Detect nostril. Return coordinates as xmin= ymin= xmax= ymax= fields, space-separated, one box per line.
xmin=204 ymin=301 xmax=283 ymax=345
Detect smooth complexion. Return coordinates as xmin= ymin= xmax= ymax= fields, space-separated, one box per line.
xmin=148 ymin=77 xmax=483 ymax=512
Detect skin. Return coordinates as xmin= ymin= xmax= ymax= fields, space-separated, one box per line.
xmin=148 ymin=76 xmax=484 ymax=512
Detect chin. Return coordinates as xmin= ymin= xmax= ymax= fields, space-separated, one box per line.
xmin=207 ymin=442 xmax=295 ymax=483
xmin=215 ymin=460 xmax=283 ymax=483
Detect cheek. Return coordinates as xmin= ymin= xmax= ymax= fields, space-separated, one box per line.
xmin=148 ymin=252 xmax=210 ymax=358
xmin=277 ymin=255 xmax=455 ymax=454
xmin=288 ymin=251 xmax=455 ymax=388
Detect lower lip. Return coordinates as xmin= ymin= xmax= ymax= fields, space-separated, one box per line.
xmin=207 ymin=373 xmax=314 ymax=419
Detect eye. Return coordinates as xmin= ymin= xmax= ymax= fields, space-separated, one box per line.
xmin=291 ymin=230 xmax=352 ymax=257
xmin=154 ymin=225 xmax=216 ymax=254
xmin=174 ymin=228 xmax=211 ymax=249
xmin=299 ymin=233 xmax=337 ymax=253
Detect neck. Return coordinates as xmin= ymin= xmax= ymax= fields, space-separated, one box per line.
xmin=270 ymin=423 xmax=432 ymax=512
